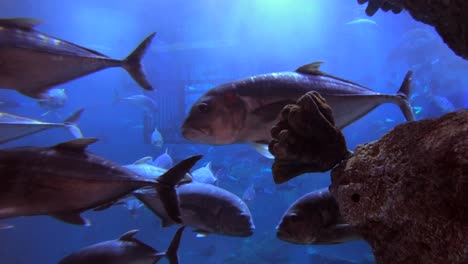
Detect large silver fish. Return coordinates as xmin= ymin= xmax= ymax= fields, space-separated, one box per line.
xmin=58 ymin=226 xmax=185 ymax=264
xmin=134 ymin=182 xmax=255 ymax=237
xmin=0 ymin=138 xmax=201 ymax=225
xmin=182 ymin=62 xmax=414 ymax=156
xmin=0 ymin=18 xmax=155 ymax=98
xmin=0 ymin=108 xmax=83 ymax=144
xmin=276 ymin=188 xmax=361 ymax=245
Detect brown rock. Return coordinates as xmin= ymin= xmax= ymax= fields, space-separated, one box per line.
xmin=330 ymin=110 xmax=468 ymax=264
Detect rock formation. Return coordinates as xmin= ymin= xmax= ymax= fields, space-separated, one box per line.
xmin=357 ymin=0 xmax=468 ymax=60
xmin=330 ymin=110 xmax=468 ymax=264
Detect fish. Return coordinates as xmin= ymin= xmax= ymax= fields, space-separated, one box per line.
xmin=58 ymin=226 xmax=185 ymax=264
xmin=191 ymin=162 xmax=217 ymax=185
xmin=0 ymin=18 xmax=155 ymax=99
xmin=114 ymin=90 xmax=158 ymax=112
xmin=38 ymin=88 xmax=67 ymax=116
xmin=182 ymin=62 xmax=414 ymax=157
xmin=0 ymin=138 xmax=202 ymax=225
xmin=134 ymin=182 xmax=255 ymax=237
xmin=151 ymin=128 xmax=164 ymax=148
xmin=242 ymin=184 xmax=256 ymax=202
xmin=430 ymin=95 xmax=456 ymax=113
xmin=153 ymin=149 xmax=174 ymax=169
xmin=0 ymin=108 xmax=84 ymax=144
xmin=276 ymin=188 xmax=361 ymax=245
xmin=102 ymin=157 xmax=193 ymax=215
xmin=345 ymin=18 xmax=377 ymax=26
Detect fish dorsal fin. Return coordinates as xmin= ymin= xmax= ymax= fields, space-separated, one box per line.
xmin=0 ymin=18 xmax=42 ymax=29
xmin=296 ymin=61 xmax=373 ymax=89
xmin=53 ymin=138 xmax=99 ymax=151
xmin=119 ymin=230 xmax=139 ymax=241
xmin=134 ymin=156 xmax=153 ymax=165
xmin=295 ymin=62 xmax=325 ymax=75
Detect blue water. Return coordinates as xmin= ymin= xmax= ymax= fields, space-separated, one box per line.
xmin=1 ymin=0 xmax=467 ymax=263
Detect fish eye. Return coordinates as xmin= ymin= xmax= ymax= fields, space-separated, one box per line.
xmin=197 ymin=103 xmax=209 ymax=113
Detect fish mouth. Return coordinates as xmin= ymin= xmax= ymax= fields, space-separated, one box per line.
xmin=181 ymin=126 xmax=210 ymax=140
xmin=276 ymin=227 xmax=299 ymax=244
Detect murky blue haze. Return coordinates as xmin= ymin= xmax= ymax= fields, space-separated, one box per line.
xmin=0 ymin=0 xmax=467 ymax=263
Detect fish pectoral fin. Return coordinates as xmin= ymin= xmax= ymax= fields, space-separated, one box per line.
xmin=133 ymin=156 xmax=153 ymax=165
xmin=50 ymin=212 xmax=91 ymax=226
xmin=251 ymin=143 xmax=274 ymax=159
xmin=251 ymin=100 xmax=295 ymax=122
xmin=0 ymin=18 xmax=42 ymax=29
xmin=295 ymin=62 xmax=325 ymax=75
xmin=53 ymin=138 xmax=99 ymax=152
xmin=119 ymin=230 xmax=139 ymax=241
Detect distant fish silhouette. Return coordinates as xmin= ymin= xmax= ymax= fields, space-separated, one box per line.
xmin=345 ymin=18 xmax=377 ymax=26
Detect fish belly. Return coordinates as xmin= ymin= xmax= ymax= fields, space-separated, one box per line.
xmin=0 ymin=48 xmax=119 ymax=97
xmin=324 ymin=94 xmax=395 ymax=128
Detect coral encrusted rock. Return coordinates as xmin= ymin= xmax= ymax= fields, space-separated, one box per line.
xmin=330 ymin=110 xmax=468 ymax=264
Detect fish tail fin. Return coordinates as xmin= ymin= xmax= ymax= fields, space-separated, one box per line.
xmin=123 ymin=32 xmax=156 ymax=91
xmin=163 ymin=226 xmax=185 ymax=264
xmin=155 ymin=155 xmax=203 ymax=223
xmin=63 ymin=108 xmax=85 ymax=138
xmin=395 ymin=70 xmax=415 ymax=122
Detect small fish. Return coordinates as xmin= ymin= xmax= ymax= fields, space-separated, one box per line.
xmin=182 ymin=62 xmax=414 ymax=158
xmin=345 ymin=18 xmax=377 ymax=26
xmin=242 ymin=184 xmax=256 ymax=202
xmin=0 ymin=108 xmax=84 ymax=144
xmin=58 ymin=226 xmax=185 ymax=264
xmin=430 ymin=95 xmax=456 ymax=113
xmin=0 ymin=18 xmax=155 ymax=98
xmin=151 ymin=128 xmax=164 ymax=148
xmin=114 ymin=90 xmax=158 ymax=112
xmin=153 ymin=149 xmax=173 ymax=169
xmin=135 ymin=182 xmax=255 ymax=237
xmin=38 ymin=88 xmax=67 ymax=114
xmin=277 ymin=188 xmax=361 ymax=245
xmin=191 ymin=162 xmax=217 ymax=185
xmin=0 ymin=138 xmax=202 ymax=225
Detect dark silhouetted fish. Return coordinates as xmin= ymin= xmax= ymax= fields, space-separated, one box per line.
xmin=277 ymin=188 xmax=361 ymax=245
xmin=182 ymin=62 xmax=414 ymax=157
xmin=58 ymin=226 xmax=185 ymax=264
xmin=0 ymin=108 xmax=84 ymax=144
xmin=135 ymin=182 xmax=255 ymax=237
xmin=0 ymin=138 xmax=202 ymax=225
xmin=0 ymin=18 xmax=155 ymax=98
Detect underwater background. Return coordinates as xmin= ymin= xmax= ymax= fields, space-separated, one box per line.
xmin=0 ymin=0 xmax=467 ymax=263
